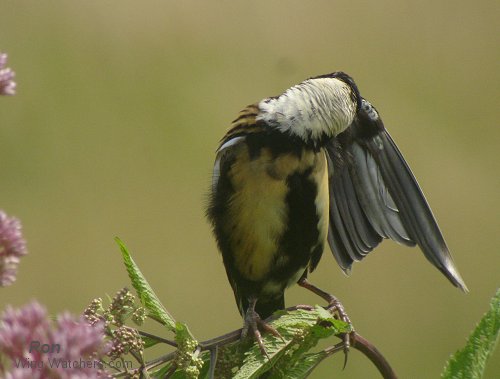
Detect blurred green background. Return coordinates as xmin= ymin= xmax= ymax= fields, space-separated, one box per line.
xmin=1 ymin=1 xmax=499 ymax=377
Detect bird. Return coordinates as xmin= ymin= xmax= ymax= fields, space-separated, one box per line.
xmin=206 ymin=71 xmax=467 ymax=352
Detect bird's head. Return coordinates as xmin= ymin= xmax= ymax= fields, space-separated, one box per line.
xmin=257 ymin=72 xmax=361 ymax=145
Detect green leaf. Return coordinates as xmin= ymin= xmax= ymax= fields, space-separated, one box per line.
xmin=442 ymin=288 xmax=500 ymax=379
xmin=232 ymin=333 xmax=290 ymax=379
xmin=141 ymin=335 xmax=162 ymax=349
xmin=115 ymin=237 xmax=176 ymax=331
xmin=233 ymin=307 xmax=349 ymax=379
xmin=175 ymin=321 xmax=198 ymax=350
xmin=271 ymin=351 xmax=327 ymax=379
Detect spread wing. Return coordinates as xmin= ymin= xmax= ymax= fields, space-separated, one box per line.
xmin=326 ymin=99 xmax=467 ymax=291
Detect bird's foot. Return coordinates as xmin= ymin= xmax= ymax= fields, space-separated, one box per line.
xmin=241 ymin=304 xmax=282 ymax=357
xmin=297 ymin=277 xmax=353 ymax=366
xmin=325 ymin=295 xmax=352 ymax=367
xmin=326 ymin=296 xmax=351 ymax=325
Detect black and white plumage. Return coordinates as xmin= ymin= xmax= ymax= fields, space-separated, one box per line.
xmin=207 ymin=72 xmax=467 ymax=328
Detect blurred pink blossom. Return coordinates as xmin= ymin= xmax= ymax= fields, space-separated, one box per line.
xmin=0 ymin=301 xmax=111 ymax=378
xmin=0 ymin=211 xmax=27 ymax=287
xmin=0 ymin=53 xmax=16 ymax=95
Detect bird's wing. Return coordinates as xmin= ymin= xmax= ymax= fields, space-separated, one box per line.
xmin=326 ymin=99 xmax=467 ymax=291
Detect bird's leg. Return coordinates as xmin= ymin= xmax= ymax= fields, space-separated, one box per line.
xmin=241 ymin=297 xmax=282 ymax=356
xmin=297 ymin=276 xmax=352 ymax=365
xmin=297 ymin=277 xmax=351 ymax=323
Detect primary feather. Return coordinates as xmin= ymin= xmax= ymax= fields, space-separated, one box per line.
xmin=326 ymin=99 xmax=467 ymax=291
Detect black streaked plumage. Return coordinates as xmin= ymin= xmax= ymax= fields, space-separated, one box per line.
xmin=207 ymin=124 xmax=327 ymax=319
xmin=206 ymin=72 xmax=467 ymax=350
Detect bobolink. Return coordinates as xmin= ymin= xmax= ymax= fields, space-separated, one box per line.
xmin=206 ymin=72 xmax=467 ymax=351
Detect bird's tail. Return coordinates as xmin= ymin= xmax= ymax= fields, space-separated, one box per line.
xmin=256 ymin=295 xmax=285 ymax=320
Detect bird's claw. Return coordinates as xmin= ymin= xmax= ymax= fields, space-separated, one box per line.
xmin=326 ymin=297 xmax=353 ymax=367
xmin=242 ymin=306 xmax=282 ymax=357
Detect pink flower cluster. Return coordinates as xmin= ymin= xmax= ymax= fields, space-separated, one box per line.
xmin=0 ymin=301 xmax=111 ymax=379
xmin=0 ymin=53 xmax=16 ymax=95
xmin=0 ymin=211 xmax=27 ymax=287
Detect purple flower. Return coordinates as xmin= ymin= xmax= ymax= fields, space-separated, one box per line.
xmin=0 ymin=53 xmax=16 ymax=95
xmin=0 ymin=211 xmax=28 ymax=287
xmin=5 ymin=369 xmax=43 ymax=379
xmin=0 ymin=301 xmax=111 ymax=378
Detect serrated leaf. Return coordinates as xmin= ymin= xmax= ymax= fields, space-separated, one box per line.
xmin=234 ymin=307 xmax=347 ymax=378
xmin=115 ymin=237 xmax=176 ymax=331
xmin=314 ymin=305 xmax=335 ymax=320
xmin=269 ymin=351 xmax=327 ymax=379
xmin=233 ymin=338 xmax=289 ymax=379
xmin=441 ymin=288 xmax=500 ymax=379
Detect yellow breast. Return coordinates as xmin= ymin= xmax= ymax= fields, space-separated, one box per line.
xmin=225 ymin=145 xmax=328 ymax=281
